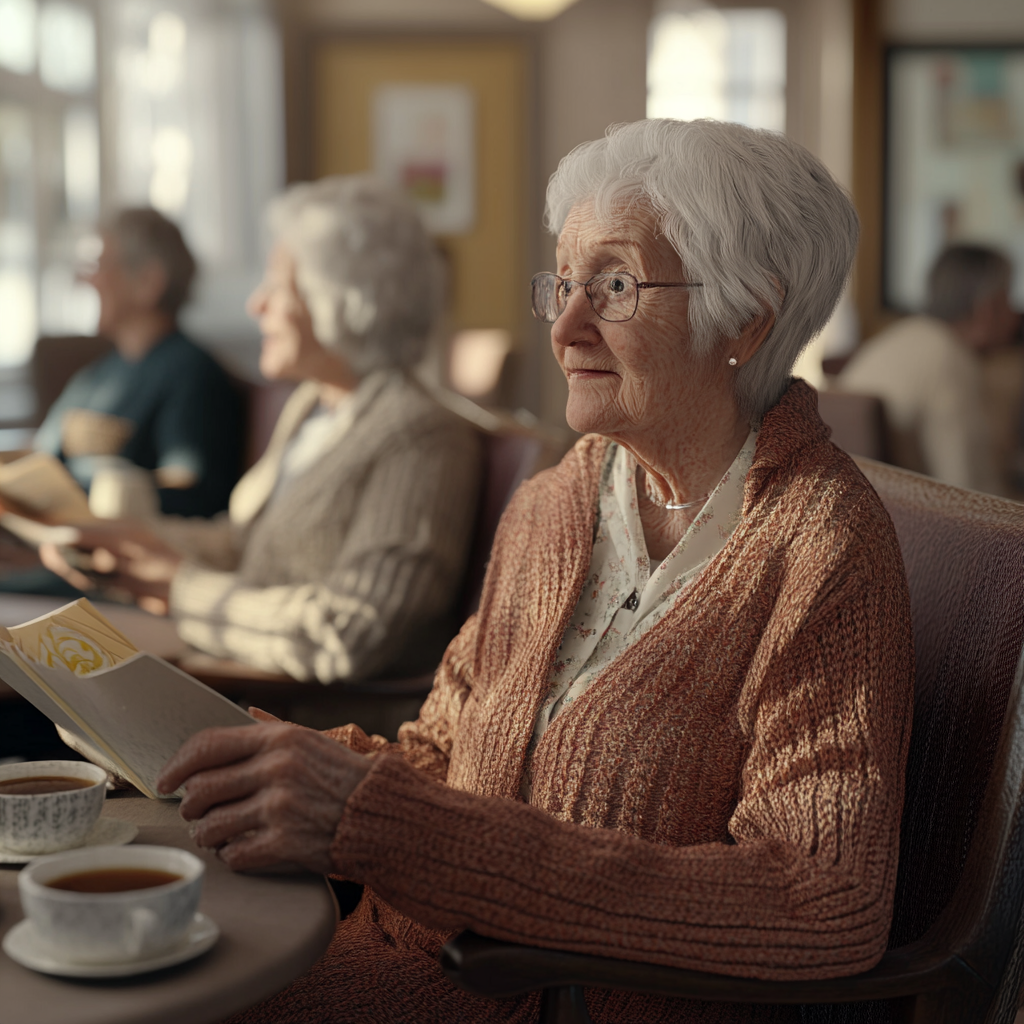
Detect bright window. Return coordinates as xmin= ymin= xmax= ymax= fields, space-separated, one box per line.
xmin=0 ymin=0 xmax=283 ymax=379
xmin=647 ymin=6 xmax=787 ymax=133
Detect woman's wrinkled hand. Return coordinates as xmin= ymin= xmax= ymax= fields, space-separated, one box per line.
xmin=156 ymin=722 xmax=371 ymax=874
xmin=39 ymin=521 xmax=181 ymax=615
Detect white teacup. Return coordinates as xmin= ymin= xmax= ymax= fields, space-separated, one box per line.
xmin=19 ymin=844 xmax=205 ymax=964
xmin=0 ymin=760 xmax=107 ymax=855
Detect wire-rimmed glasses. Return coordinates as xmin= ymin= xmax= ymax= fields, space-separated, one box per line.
xmin=530 ymin=271 xmax=703 ymax=324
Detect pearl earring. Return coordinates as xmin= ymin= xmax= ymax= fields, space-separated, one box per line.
xmin=728 ymin=357 xmax=738 ymax=366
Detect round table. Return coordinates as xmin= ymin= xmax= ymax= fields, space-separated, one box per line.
xmin=0 ymin=792 xmax=338 ymax=1024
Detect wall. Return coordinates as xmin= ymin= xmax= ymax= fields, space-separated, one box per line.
xmin=885 ymin=0 xmax=1024 ymax=40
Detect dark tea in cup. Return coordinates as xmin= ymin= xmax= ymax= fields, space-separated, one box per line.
xmin=0 ymin=776 xmax=97 ymax=796
xmin=46 ymin=868 xmax=183 ymax=893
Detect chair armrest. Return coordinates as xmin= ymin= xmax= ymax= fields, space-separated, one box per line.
xmin=440 ymin=930 xmax=986 ymax=1005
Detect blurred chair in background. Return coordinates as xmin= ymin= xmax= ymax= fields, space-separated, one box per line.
xmin=32 ymin=208 xmax=243 ymax=518
xmin=816 ymin=389 xmax=889 ymax=462
xmin=837 ymin=244 xmax=1020 ymax=495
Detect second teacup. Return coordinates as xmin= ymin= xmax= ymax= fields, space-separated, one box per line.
xmin=0 ymin=760 xmax=107 ymax=855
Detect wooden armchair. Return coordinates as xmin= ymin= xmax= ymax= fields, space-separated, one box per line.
xmin=441 ymin=459 xmax=1024 ymax=1024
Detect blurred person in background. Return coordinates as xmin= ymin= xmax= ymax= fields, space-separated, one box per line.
xmin=838 ymin=244 xmax=1020 ymax=494
xmin=34 ymin=208 xmax=243 ymax=517
xmin=44 ymin=176 xmax=482 ymax=683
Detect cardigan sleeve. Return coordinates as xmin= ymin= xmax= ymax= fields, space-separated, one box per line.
xmin=168 ymin=426 xmax=481 ymax=683
xmin=327 ymin=530 xmax=914 ymax=981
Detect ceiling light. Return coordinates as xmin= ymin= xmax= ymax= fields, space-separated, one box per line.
xmin=481 ymin=0 xmax=582 ymax=20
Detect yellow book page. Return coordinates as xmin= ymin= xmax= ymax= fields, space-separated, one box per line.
xmin=8 ymin=598 xmax=138 ymax=673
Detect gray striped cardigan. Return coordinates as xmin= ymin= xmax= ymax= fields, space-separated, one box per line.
xmin=159 ymin=370 xmax=482 ymax=682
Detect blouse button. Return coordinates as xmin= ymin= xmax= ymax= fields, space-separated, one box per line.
xmin=624 ymin=590 xmax=639 ymax=611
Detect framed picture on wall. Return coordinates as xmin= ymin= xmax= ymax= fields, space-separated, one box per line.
xmin=885 ymin=45 xmax=1024 ymax=313
xmin=308 ymin=34 xmax=532 ymax=344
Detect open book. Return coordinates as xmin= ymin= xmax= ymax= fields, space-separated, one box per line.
xmin=0 ymin=451 xmax=96 ymax=547
xmin=0 ymin=598 xmax=254 ymax=798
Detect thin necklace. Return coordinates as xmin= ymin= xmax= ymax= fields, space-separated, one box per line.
xmin=639 ymin=468 xmax=709 ymax=511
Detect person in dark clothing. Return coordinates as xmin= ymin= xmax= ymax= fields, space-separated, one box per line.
xmin=33 ymin=208 xmax=242 ymax=518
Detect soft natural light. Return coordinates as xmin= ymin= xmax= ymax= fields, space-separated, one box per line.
xmin=39 ymin=1 xmax=96 ymax=93
xmin=0 ymin=268 xmax=38 ymax=366
xmin=450 ymin=329 xmax=512 ymax=399
xmin=0 ymin=0 xmax=37 ymax=75
xmin=149 ymin=125 xmax=193 ymax=215
xmin=648 ymin=6 xmax=786 ymax=133
xmin=64 ymin=104 xmax=100 ymax=223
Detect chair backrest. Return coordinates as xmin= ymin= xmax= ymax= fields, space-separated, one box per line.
xmin=460 ymin=430 xmax=547 ymax=616
xmin=238 ymin=378 xmax=297 ymax=468
xmin=817 ymin=389 xmax=888 ymax=461
xmin=854 ymin=458 xmax=1024 ymax=957
xmin=31 ymin=335 xmax=115 ymax=425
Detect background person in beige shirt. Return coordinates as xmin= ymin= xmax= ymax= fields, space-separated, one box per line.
xmin=838 ymin=245 xmax=1019 ymax=494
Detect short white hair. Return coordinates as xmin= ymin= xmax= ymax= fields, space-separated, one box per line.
xmin=545 ymin=119 xmax=859 ymax=421
xmin=268 ymin=175 xmax=441 ymax=374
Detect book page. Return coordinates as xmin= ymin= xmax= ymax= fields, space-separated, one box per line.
xmin=0 ymin=598 xmax=254 ymax=798
xmin=0 ymin=452 xmax=94 ymax=523
xmin=19 ymin=652 xmax=254 ymax=798
xmin=0 ymin=512 xmax=83 ymax=549
xmin=0 ymin=645 xmax=140 ymax=790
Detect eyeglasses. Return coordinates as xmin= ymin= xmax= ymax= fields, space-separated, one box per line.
xmin=530 ymin=271 xmax=703 ymax=324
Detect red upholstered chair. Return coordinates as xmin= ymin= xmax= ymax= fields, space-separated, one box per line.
xmin=440 ymin=459 xmax=1024 ymax=1024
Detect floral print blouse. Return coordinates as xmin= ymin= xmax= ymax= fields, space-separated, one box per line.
xmin=521 ymin=430 xmax=758 ymax=799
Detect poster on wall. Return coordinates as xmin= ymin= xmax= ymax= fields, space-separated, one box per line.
xmin=372 ymin=83 xmax=476 ymax=236
xmin=886 ymin=46 xmax=1024 ymax=311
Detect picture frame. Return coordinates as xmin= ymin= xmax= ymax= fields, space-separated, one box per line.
xmin=308 ymin=33 xmax=533 ymax=342
xmin=884 ymin=44 xmax=1024 ymax=313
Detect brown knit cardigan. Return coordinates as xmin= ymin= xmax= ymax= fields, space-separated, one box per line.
xmin=230 ymin=380 xmax=915 ymax=1024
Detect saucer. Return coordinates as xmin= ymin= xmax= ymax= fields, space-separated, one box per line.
xmin=2 ymin=912 xmax=219 ymax=978
xmin=0 ymin=817 xmax=139 ymax=865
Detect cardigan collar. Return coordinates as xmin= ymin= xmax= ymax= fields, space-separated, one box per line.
xmin=742 ymin=378 xmax=830 ymax=514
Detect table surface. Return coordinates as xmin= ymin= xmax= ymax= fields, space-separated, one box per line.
xmin=0 ymin=794 xmax=338 ymax=1024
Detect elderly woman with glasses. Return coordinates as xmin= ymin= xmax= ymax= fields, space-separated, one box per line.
xmin=157 ymin=120 xmax=914 ymax=1024
xmin=43 ymin=175 xmax=481 ymax=683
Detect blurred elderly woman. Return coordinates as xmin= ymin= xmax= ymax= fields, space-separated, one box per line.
xmin=46 ymin=176 xmax=481 ymax=682
xmin=158 ymin=120 xmax=914 ymax=1024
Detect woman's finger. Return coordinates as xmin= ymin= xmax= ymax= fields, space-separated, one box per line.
xmin=176 ymin=758 xmax=265 ymax=821
xmin=156 ymin=723 xmax=270 ymax=795
xmin=188 ymin=793 xmax=265 ymax=849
